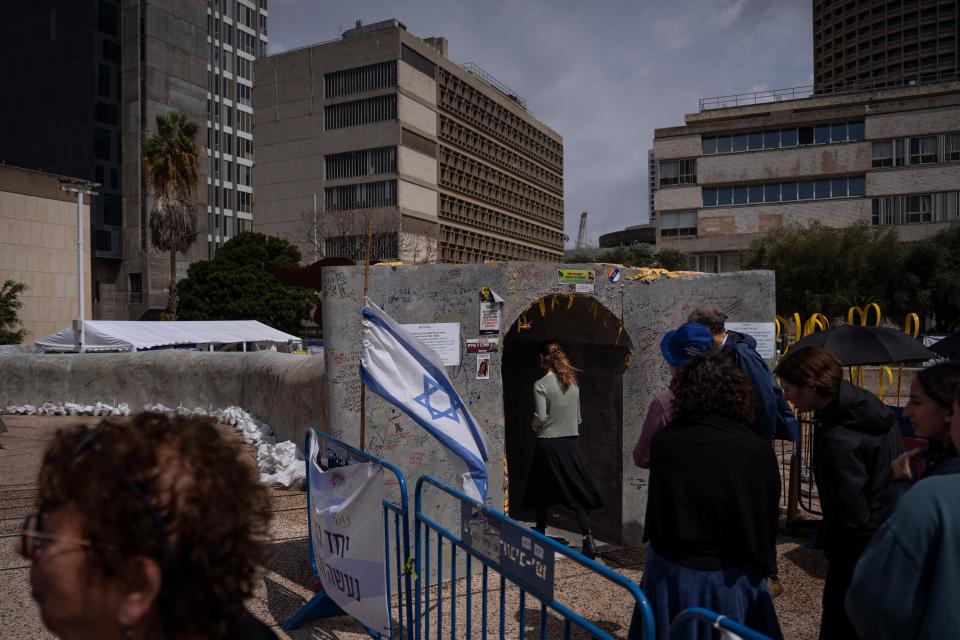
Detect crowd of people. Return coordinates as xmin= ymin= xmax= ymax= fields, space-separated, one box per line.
xmin=524 ymin=307 xmax=960 ymax=640
xmin=626 ymin=308 xmax=960 ymax=640
xmin=15 ymin=306 xmax=960 ymax=640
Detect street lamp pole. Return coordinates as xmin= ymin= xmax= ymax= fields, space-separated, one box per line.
xmin=59 ymin=179 xmax=99 ymax=353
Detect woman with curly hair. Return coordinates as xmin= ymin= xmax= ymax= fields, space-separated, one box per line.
xmin=628 ymin=352 xmax=783 ymax=640
xmin=522 ymin=341 xmax=602 ymax=559
xmin=16 ymin=412 xmax=275 ymax=640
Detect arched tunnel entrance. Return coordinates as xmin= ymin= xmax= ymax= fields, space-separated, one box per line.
xmin=502 ymin=295 xmax=633 ymax=544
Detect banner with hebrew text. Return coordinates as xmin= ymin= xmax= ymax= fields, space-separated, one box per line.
xmin=310 ymin=457 xmax=389 ymax=635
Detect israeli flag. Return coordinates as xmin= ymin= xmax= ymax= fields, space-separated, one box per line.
xmin=360 ymin=298 xmax=489 ymax=501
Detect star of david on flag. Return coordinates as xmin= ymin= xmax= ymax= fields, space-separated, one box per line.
xmin=413 ymin=376 xmax=460 ymax=423
xmin=359 ymin=298 xmax=489 ymax=501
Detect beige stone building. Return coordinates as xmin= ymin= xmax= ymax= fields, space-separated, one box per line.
xmin=0 ymin=166 xmax=92 ymax=342
xmin=653 ymin=80 xmax=960 ymax=272
xmin=253 ymin=19 xmax=564 ymax=264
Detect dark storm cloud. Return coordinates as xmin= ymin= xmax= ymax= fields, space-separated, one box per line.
xmin=266 ymin=0 xmax=812 ymax=245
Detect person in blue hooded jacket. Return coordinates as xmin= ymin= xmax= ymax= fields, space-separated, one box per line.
xmin=687 ymin=308 xmax=799 ymax=443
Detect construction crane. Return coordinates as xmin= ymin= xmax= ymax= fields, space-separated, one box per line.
xmin=576 ymin=211 xmax=588 ymax=250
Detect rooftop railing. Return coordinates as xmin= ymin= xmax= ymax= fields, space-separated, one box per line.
xmin=698 ymin=71 xmax=959 ymax=111
xmin=459 ymin=62 xmax=528 ymax=109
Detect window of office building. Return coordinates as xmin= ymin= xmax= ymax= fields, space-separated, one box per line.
xmin=324 ymin=61 xmax=397 ymax=98
xmin=97 ymin=0 xmax=118 ymax=36
xmin=872 ymin=140 xmax=899 ymax=167
xmin=238 ymin=83 xmax=251 ymax=105
xmin=909 ymin=136 xmax=938 ymax=165
xmin=237 ymin=191 xmax=252 ymax=213
xmin=238 ymin=138 xmax=253 ymax=159
xmin=702 ymin=176 xmax=865 ymax=207
xmin=94 ymin=128 xmax=111 ymax=161
xmin=98 ymin=64 xmax=111 ymax=97
xmin=326 ymin=233 xmax=398 ymax=261
xmin=688 ymin=253 xmax=740 ymax=273
xmin=948 ymin=134 xmax=960 ymax=162
xmin=401 ymin=44 xmax=436 ymax=79
xmin=659 ymin=210 xmax=698 ymax=238
xmin=238 ymin=164 xmax=252 ymax=186
xmin=401 ymin=128 xmax=436 ymax=158
xmin=325 ymin=180 xmax=397 ymax=211
xmin=324 ymin=95 xmax=397 ymax=130
xmin=237 ymin=57 xmax=251 ymax=80
xmin=241 ymin=32 xmax=256 ymax=54
xmin=324 ymin=147 xmax=397 ymax=180
xmin=237 ymin=2 xmax=254 ymax=28
xmin=237 ymin=110 xmax=252 ymax=133
xmin=658 ymin=159 xmax=696 ymax=186
xmin=94 ymin=102 xmax=118 ymax=125
xmin=872 ymin=191 xmax=960 ymax=225
xmin=874 ymin=133 xmax=960 ymax=167
xmin=701 ymin=120 xmax=864 ymax=155
xmin=129 ymin=273 xmax=142 ymax=303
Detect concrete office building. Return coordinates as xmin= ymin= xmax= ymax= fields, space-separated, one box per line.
xmin=254 ymin=19 xmax=564 ymax=264
xmin=653 ymin=80 xmax=960 ymax=272
xmin=0 ymin=1 xmax=266 ymax=320
xmin=0 ymin=166 xmax=92 ymax=343
xmin=814 ymin=0 xmax=958 ymax=93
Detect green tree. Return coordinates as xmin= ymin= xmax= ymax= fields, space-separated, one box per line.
xmin=653 ymin=248 xmax=689 ymax=271
xmin=893 ymin=225 xmax=960 ymax=331
xmin=143 ymin=112 xmax=201 ymax=319
xmin=741 ymin=221 xmax=904 ymax=320
xmin=0 ymin=280 xmax=28 ymax=344
xmin=177 ymin=232 xmax=315 ymax=335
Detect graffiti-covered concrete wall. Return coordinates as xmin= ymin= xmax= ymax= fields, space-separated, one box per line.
xmin=322 ymin=262 xmax=776 ymax=545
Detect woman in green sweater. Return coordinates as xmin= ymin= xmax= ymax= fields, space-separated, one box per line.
xmin=522 ymin=341 xmax=602 ymax=558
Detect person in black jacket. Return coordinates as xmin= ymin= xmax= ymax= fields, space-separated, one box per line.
xmin=628 ymin=352 xmax=783 ymax=640
xmin=775 ymin=346 xmax=902 ymax=640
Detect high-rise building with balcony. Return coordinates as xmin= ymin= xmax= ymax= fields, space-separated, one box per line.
xmin=813 ymin=0 xmax=958 ymax=93
xmin=253 ymin=19 xmax=564 ymax=264
xmin=0 ymin=1 xmax=266 ymax=321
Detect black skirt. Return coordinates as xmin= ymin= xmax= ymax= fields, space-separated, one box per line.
xmin=522 ymin=436 xmax=602 ymax=510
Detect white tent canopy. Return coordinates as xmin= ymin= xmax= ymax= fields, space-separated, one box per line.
xmin=36 ymin=321 xmax=301 ymax=353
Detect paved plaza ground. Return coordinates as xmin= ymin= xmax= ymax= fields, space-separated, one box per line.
xmin=1 ymin=416 xmax=825 ymax=639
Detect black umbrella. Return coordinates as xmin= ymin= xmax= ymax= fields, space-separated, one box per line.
xmin=929 ymin=333 xmax=960 ymax=358
xmin=790 ymin=325 xmax=937 ymax=365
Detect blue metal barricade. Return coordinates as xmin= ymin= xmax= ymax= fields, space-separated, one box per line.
xmin=669 ymin=608 xmax=773 ymax=640
xmin=414 ymin=475 xmax=656 ymax=640
xmin=284 ymin=429 xmax=415 ymax=640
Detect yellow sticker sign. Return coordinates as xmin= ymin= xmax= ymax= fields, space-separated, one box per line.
xmin=557 ymin=269 xmax=595 ymax=285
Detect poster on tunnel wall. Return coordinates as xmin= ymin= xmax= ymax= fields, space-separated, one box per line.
xmin=309 ymin=459 xmax=390 ymax=636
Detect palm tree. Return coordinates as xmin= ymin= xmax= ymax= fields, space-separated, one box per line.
xmin=142 ymin=112 xmax=201 ymax=319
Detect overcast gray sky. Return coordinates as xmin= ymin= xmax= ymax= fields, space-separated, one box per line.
xmin=266 ymin=0 xmax=813 ymax=247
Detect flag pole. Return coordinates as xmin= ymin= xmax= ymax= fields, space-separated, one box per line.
xmin=359 ymin=219 xmax=373 ymax=451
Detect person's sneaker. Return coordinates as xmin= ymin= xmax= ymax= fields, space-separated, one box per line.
xmin=768 ymin=576 xmax=784 ymax=599
xmin=581 ymin=535 xmax=598 ymax=560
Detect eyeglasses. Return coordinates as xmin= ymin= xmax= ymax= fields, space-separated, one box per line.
xmin=18 ymin=512 xmax=118 ymax=560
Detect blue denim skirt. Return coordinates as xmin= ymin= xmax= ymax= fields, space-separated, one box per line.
xmin=628 ymin=546 xmax=783 ymax=640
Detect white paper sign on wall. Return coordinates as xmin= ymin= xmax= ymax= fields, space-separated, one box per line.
xmin=725 ymin=322 xmax=777 ymax=360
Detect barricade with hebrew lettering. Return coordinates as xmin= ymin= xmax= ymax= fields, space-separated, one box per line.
xmin=414 ymin=475 xmax=656 ymax=639
xmin=285 ymin=429 xmax=415 ymax=640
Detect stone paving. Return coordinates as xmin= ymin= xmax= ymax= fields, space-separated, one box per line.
xmin=1 ymin=416 xmax=825 ymax=639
